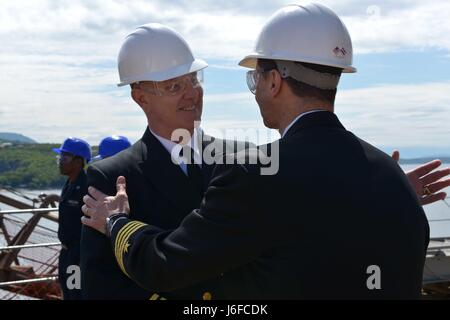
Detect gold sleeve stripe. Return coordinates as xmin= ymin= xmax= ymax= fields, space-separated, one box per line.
xmin=149 ymin=293 xmax=167 ymax=300
xmin=116 ymin=222 xmax=145 ymax=269
xmin=114 ymin=221 xmax=143 ymax=261
xmin=115 ymin=221 xmax=146 ymax=258
xmin=117 ymin=222 xmax=147 ymax=258
xmin=114 ymin=221 xmax=138 ymax=264
xmin=116 ymin=222 xmax=147 ymax=277
xmin=117 ymin=223 xmax=147 ymax=277
xmin=115 ymin=221 xmax=147 ymax=276
xmin=114 ymin=220 xmax=148 ymax=277
xmin=115 ymin=222 xmax=139 ymax=277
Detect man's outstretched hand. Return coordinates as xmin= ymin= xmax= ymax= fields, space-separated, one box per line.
xmin=391 ymin=150 xmax=450 ymax=206
xmin=81 ymin=176 xmax=130 ymax=234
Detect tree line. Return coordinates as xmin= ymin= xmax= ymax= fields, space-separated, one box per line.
xmin=0 ymin=143 xmax=97 ymax=189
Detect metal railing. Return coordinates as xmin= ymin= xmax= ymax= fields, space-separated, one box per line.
xmin=0 ymin=207 xmax=59 ymax=223
xmin=0 ymin=208 xmax=58 ymax=215
xmin=0 ymin=276 xmax=58 ymax=288
xmin=0 ymin=242 xmax=61 ymax=252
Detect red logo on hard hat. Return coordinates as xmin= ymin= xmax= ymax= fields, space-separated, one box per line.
xmin=333 ymin=47 xmax=347 ymax=58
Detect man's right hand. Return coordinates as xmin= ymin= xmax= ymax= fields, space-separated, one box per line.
xmin=391 ymin=150 xmax=450 ymax=206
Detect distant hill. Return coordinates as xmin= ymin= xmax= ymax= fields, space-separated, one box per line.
xmin=0 ymin=132 xmax=36 ymax=144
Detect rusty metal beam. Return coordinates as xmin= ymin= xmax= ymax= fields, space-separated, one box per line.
xmin=0 ymin=193 xmax=33 ymax=210
xmin=0 ymin=216 xmax=20 ymax=266
xmin=0 ymin=212 xmax=44 ymax=271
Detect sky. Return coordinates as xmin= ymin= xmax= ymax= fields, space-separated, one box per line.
xmin=0 ymin=0 xmax=450 ymax=158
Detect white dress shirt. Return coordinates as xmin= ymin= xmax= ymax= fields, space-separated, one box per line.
xmin=281 ymin=109 xmax=328 ymax=138
xmin=148 ymin=127 xmax=202 ymax=175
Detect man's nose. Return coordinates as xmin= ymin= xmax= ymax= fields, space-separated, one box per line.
xmin=183 ymin=82 xmax=200 ymax=99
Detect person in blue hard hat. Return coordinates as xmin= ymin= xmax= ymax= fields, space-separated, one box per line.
xmin=52 ymin=137 xmax=91 ymax=300
xmin=91 ymin=135 xmax=131 ymax=162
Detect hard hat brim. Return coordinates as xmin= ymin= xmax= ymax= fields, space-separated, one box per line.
xmin=238 ymin=54 xmax=357 ymax=73
xmin=52 ymin=147 xmax=75 ymax=155
xmin=53 ymin=147 xmax=90 ymax=162
xmin=117 ymin=58 xmax=208 ymax=87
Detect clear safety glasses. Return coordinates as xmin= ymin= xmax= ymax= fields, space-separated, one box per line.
xmin=246 ymin=70 xmax=260 ymax=95
xmin=136 ymin=71 xmax=204 ymax=97
xmin=56 ymin=153 xmax=74 ymax=165
xmin=246 ymin=68 xmax=274 ymax=95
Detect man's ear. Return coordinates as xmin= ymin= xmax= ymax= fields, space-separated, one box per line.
xmin=131 ymin=87 xmax=148 ymax=106
xmin=269 ymin=69 xmax=282 ymax=97
xmin=75 ymin=157 xmax=85 ymax=170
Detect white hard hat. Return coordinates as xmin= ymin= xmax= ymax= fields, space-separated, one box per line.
xmin=117 ymin=23 xmax=208 ymax=86
xmin=239 ymin=3 xmax=356 ymax=73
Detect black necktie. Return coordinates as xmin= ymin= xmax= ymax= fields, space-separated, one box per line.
xmin=182 ymin=146 xmax=204 ymax=194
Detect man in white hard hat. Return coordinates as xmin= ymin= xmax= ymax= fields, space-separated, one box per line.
xmin=80 ymin=23 xmax=248 ymax=299
xmin=83 ymin=4 xmax=449 ymax=299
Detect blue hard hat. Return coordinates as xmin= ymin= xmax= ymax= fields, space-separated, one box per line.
xmin=52 ymin=137 xmax=92 ymax=162
xmin=92 ymin=135 xmax=131 ymax=161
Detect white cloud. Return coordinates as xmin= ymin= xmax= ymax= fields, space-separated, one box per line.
xmin=203 ymin=81 xmax=450 ymax=149
xmin=204 ymin=92 xmax=252 ymax=104
xmin=336 ymin=82 xmax=450 ymax=148
xmin=0 ymin=0 xmax=449 ymax=150
xmin=343 ymin=1 xmax=450 ymax=54
xmin=1 ymin=0 xmax=450 ymax=61
xmin=208 ymin=64 xmax=244 ymax=71
xmin=0 ymin=51 xmax=146 ymax=144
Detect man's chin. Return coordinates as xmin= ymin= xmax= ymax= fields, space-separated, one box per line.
xmin=262 ymin=118 xmax=276 ymax=130
xmin=182 ymin=117 xmax=202 ymax=128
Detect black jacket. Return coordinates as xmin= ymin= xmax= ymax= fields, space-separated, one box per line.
xmin=80 ymin=127 xmax=249 ymax=299
xmin=58 ymin=170 xmax=87 ymax=251
xmin=111 ymin=112 xmax=430 ymax=299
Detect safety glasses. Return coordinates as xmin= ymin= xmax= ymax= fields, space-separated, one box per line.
xmin=136 ymin=71 xmax=203 ymax=97
xmin=56 ymin=153 xmax=74 ymax=165
xmin=246 ymin=68 xmax=275 ymax=95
